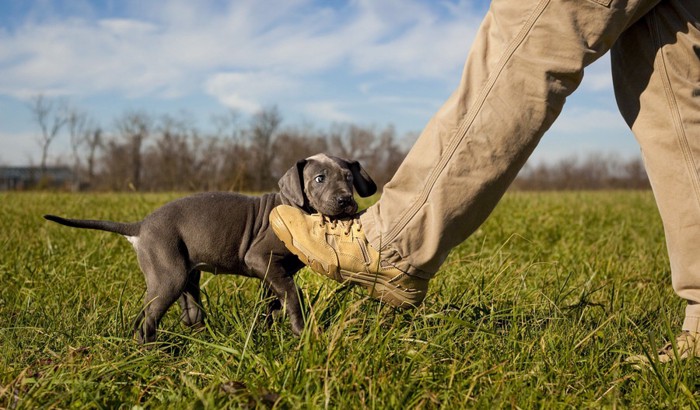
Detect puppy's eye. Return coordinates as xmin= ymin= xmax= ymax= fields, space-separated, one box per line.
xmin=314 ymin=175 xmax=325 ymax=183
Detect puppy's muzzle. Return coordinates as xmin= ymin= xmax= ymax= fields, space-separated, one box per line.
xmin=337 ymin=194 xmax=358 ymax=216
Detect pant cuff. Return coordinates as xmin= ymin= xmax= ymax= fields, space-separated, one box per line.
xmin=360 ymin=209 xmax=435 ymax=280
xmin=683 ymin=304 xmax=700 ymax=333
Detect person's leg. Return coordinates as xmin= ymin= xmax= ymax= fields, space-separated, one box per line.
xmin=612 ymin=0 xmax=700 ymax=362
xmin=271 ymin=0 xmax=661 ymax=307
xmin=361 ymin=0 xmax=660 ymax=277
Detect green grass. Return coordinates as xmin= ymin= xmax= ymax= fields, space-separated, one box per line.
xmin=1 ymin=191 xmax=699 ymax=408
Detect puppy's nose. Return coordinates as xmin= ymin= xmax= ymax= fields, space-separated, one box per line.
xmin=337 ymin=195 xmax=354 ymax=208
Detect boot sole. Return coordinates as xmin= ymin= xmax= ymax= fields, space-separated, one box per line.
xmin=339 ymin=269 xmax=426 ymax=309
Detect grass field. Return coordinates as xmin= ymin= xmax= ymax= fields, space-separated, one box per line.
xmin=1 ymin=191 xmax=699 ymax=408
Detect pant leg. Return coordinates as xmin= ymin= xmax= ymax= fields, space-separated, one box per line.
xmin=611 ymin=0 xmax=700 ymax=332
xmin=360 ymin=0 xmax=661 ymax=277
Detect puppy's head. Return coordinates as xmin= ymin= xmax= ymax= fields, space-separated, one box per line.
xmin=278 ymin=153 xmax=377 ymax=217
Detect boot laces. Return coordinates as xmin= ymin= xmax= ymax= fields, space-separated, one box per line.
xmin=316 ymin=214 xmax=362 ymax=236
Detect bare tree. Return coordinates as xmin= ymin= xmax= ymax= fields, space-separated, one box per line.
xmin=84 ymin=127 xmax=103 ymax=187
xmin=115 ymin=111 xmax=152 ymax=190
xmin=328 ymin=123 xmax=375 ymax=163
xmin=211 ymin=109 xmax=243 ymax=142
xmin=371 ymin=125 xmax=404 ymax=187
xmin=271 ymin=125 xmax=328 ymax=182
xmin=248 ymin=106 xmax=282 ymax=191
xmin=325 ymin=123 xmax=404 ymax=188
xmin=29 ymin=94 xmax=68 ymax=176
xmin=623 ymin=157 xmax=650 ymax=189
xmin=206 ymin=109 xmax=245 ymax=190
xmin=65 ymin=107 xmax=92 ymax=189
xmin=99 ymin=138 xmax=131 ymax=190
xmin=143 ymin=114 xmax=196 ymax=190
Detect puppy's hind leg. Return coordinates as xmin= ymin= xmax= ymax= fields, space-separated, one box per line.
xmin=135 ymin=249 xmax=188 ymax=345
xmin=137 ymin=288 xmax=183 ymax=345
xmin=179 ymin=269 xmax=205 ymax=329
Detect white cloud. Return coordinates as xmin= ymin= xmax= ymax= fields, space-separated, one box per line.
xmin=0 ymin=17 xmax=187 ymax=99
xmin=346 ymin=1 xmax=478 ymax=79
xmin=0 ymin=1 xmax=483 ymax=105
xmin=303 ymin=101 xmax=354 ymax=123
xmin=0 ymin=0 xmax=643 ymax=165
xmin=549 ymin=107 xmax=627 ymax=134
xmin=98 ymin=18 xmax=157 ymax=35
xmin=581 ymin=54 xmax=613 ymax=92
xmin=204 ymin=71 xmax=299 ymax=114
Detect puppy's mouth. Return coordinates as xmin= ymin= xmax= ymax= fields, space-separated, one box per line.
xmin=316 ymin=202 xmax=358 ymax=219
xmin=340 ymin=202 xmax=358 ymax=217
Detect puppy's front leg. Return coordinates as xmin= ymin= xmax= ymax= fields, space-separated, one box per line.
xmin=262 ymin=284 xmax=283 ymax=328
xmin=265 ymin=272 xmax=305 ymax=336
xmin=245 ymin=252 xmax=305 ymax=336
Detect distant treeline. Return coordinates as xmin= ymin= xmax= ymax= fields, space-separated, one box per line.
xmin=23 ymin=95 xmax=407 ymax=192
xmin=513 ymin=154 xmax=650 ymax=191
xmin=16 ymin=94 xmax=649 ymax=192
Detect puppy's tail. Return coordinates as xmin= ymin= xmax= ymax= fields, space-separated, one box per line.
xmin=43 ymin=214 xmax=140 ymax=237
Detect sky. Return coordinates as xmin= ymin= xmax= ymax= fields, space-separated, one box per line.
xmin=0 ymin=0 xmax=641 ymax=167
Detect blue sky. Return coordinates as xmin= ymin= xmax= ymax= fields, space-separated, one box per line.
xmin=0 ymin=0 xmax=640 ymax=167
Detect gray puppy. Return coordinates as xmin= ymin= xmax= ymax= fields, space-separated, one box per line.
xmin=44 ymin=154 xmax=376 ymax=344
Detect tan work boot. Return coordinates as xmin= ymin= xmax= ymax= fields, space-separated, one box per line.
xmin=269 ymin=205 xmax=429 ymax=309
xmin=627 ymin=331 xmax=700 ymax=367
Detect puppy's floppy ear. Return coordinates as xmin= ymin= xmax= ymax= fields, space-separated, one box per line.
xmin=278 ymin=159 xmax=307 ymax=207
xmin=347 ymin=160 xmax=377 ymax=198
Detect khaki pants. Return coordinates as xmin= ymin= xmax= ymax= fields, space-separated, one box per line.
xmin=360 ymin=0 xmax=700 ymax=331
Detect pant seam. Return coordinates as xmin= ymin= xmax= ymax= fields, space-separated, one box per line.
xmin=380 ymin=0 xmax=551 ymax=249
xmin=652 ymin=9 xmax=700 ymax=212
